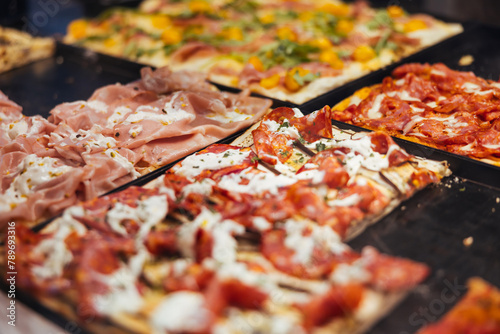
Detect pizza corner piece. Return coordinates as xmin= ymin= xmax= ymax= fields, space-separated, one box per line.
xmin=331 ymin=62 xmax=500 ymax=167
xmin=0 ymin=65 xmax=272 ymax=229
xmin=417 ymin=277 xmax=500 ymax=334
xmin=5 ymin=104 xmax=452 ymax=334
xmin=63 ymin=0 xmax=462 ymax=105
xmin=0 ymin=26 xmax=55 ymax=73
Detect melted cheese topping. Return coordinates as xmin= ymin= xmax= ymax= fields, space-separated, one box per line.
xmin=181 ymin=178 xmax=216 ymax=197
xmin=124 ymin=92 xmax=195 ymax=125
xmin=70 ymin=129 xmax=117 ymax=151
xmin=125 ymin=105 xmax=195 ymax=125
xmin=328 ymin=193 xmax=361 ymax=207
xmin=128 ymin=124 xmax=143 ymax=138
xmin=0 ymin=155 xmax=73 ymax=210
xmin=206 ymin=108 xmax=252 ymax=123
xmin=87 ymin=100 xmax=109 ymax=113
xmin=173 ymin=149 xmax=252 ymax=179
xmin=106 ymin=106 xmax=132 ymax=128
xmin=217 ymin=168 xmax=296 ymax=195
xmin=330 ymin=259 xmax=372 ymax=285
xmin=215 ymin=261 xmax=275 ymax=291
xmin=283 ymin=219 xmax=346 ymax=264
xmin=386 ymin=90 xmax=420 ymax=101
xmin=252 ymin=216 xmax=272 ymax=231
xmin=177 ymin=208 xmax=244 ymax=263
xmin=334 ymin=135 xmax=397 ymax=176
xmin=1 ymin=118 xmax=28 ymax=139
xmin=106 ymin=195 xmax=168 ymax=241
xmin=150 ymin=292 xmax=211 ymax=334
xmin=366 ymin=94 xmax=385 ymax=119
xmin=263 ymin=119 xmax=301 ymax=139
xmin=93 ymin=258 xmax=145 ymax=316
xmin=31 ymin=207 xmax=87 ymax=279
xmin=103 ymin=149 xmax=141 ymax=178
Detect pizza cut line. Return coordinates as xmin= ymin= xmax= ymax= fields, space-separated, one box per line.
xmin=332 ymin=62 xmax=500 ymax=166
xmin=0 ymin=66 xmax=271 ymax=227
xmin=6 ymin=105 xmax=451 ymax=334
xmin=63 ymin=0 xmax=462 ymax=104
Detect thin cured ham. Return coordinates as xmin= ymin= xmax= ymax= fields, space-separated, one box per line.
xmin=0 ymin=67 xmax=271 ymax=226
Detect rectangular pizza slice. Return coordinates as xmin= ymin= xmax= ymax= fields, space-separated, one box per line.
xmin=331 ymin=62 xmax=500 ymax=167
xmin=63 ymin=0 xmax=462 ymax=104
xmin=4 ymin=104 xmax=450 ymax=334
xmin=0 ymin=26 xmax=55 ymax=73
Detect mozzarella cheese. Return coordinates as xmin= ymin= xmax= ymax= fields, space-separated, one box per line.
xmin=217 ymin=168 xmax=296 ymax=195
xmin=177 ymin=208 xmax=244 ymax=263
xmin=31 ymin=206 xmax=87 ymax=279
xmin=173 ymin=149 xmax=252 ymax=179
xmin=150 ymin=292 xmax=211 ymax=334
xmin=0 ymin=155 xmax=73 ymax=211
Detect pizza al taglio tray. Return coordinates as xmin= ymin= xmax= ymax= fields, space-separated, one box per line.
xmin=301 ymin=22 xmax=500 ymax=189
xmin=2 ymin=151 xmax=500 ymax=334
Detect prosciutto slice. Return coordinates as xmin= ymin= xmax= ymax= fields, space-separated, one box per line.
xmin=0 ymin=67 xmax=271 ymax=226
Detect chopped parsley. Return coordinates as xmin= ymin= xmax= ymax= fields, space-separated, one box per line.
xmin=250 ymin=156 xmax=261 ymax=163
xmin=293 ymin=71 xmax=320 ymax=86
xmin=315 ymin=142 xmax=327 ymax=152
xmin=366 ymin=10 xmax=393 ymax=30
xmin=257 ymin=39 xmax=319 ymax=70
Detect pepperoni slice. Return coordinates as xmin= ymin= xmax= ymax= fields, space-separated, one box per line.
xmin=290 ymin=105 xmax=334 ymax=142
xmin=261 ymin=229 xmax=335 ymax=279
xmin=253 ymin=126 xmax=294 ymax=164
xmin=163 ymin=262 xmax=214 ymax=293
xmin=361 ymin=246 xmax=430 ymax=292
xmin=74 ymin=232 xmax=137 ymax=318
xmin=298 ymin=149 xmax=350 ymax=188
xmin=205 ymin=277 xmax=268 ymax=316
xmin=144 ymin=229 xmax=179 ymax=256
xmin=296 ymin=283 xmax=364 ymax=329
xmin=194 ymin=145 xmax=258 ymax=181
xmin=75 ymin=186 xmax=161 ymax=236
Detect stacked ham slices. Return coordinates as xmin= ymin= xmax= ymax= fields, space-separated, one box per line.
xmin=0 ymin=67 xmax=271 ymax=226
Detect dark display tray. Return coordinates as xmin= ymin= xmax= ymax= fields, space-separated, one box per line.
xmin=301 ymin=22 xmax=500 ymax=189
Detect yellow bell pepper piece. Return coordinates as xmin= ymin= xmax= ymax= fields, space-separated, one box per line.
xmin=387 ymin=5 xmax=405 ymax=18
xmin=298 ymin=11 xmax=314 ymax=22
xmin=336 ymin=19 xmax=354 ymax=35
xmin=284 ymin=67 xmax=310 ymax=92
xmin=259 ymin=13 xmax=275 ymax=25
xmin=260 ymin=74 xmax=281 ymax=89
xmin=248 ymin=56 xmax=264 ymax=72
xmin=310 ymin=37 xmax=333 ymax=50
xmin=320 ymin=3 xmax=350 ymax=17
xmin=161 ymin=27 xmax=183 ymax=45
xmin=68 ymin=19 xmax=88 ymax=40
xmin=221 ymin=27 xmax=244 ymax=41
xmin=353 ymin=45 xmax=376 ymax=62
xmin=403 ymin=19 xmax=428 ymax=33
xmin=151 ymin=15 xmax=171 ymax=29
xmin=277 ymin=26 xmax=297 ymax=42
xmin=319 ymin=50 xmax=344 ymax=69
xmin=189 ymin=0 xmax=212 ymax=14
